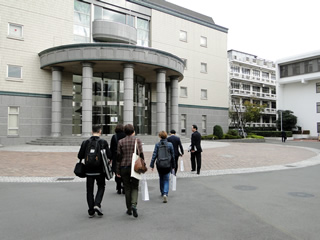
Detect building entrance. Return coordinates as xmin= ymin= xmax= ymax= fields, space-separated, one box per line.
xmin=72 ymin=73 xmax=151 ymax=135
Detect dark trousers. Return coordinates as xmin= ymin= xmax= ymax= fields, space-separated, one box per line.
xmin=120 ymin=167 xmax=139 ymax=210
xmin=115 ymin=175 xmax=123 ymax=192
xmin=86 ymin=174 xmax=105 ymax=214
xmin=174 ymin=155 xmax=179 ymax=174
xmin=191 ymin=151 xmax=201 ymax=174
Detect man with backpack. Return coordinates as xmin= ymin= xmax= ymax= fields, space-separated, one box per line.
xmin=78 ymin=125 xmax=112 ymax=218
xmin=150 ymin=131 xmax=175 ymax=203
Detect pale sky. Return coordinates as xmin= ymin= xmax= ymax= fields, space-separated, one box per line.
xmin=167 ymin=0 xmax=320 ymax=61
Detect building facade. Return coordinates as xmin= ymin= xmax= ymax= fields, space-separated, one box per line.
xmin=277 ymin=50 xmax=320 ymax=137
xmin=228 ymin=50 xmax=277 ymax=128
xmin=0 ymin=0 xmax=228 ymax=145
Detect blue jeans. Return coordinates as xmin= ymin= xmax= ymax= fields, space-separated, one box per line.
xmin=159 ymin=172 xmax=170 ymax=196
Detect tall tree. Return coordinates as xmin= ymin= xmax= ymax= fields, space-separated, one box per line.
xmin=276 ymin=110 xmax=297 ymax=131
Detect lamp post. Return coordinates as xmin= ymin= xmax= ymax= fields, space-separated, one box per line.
xmin=280 ymin=110 xmax=283 ymax=132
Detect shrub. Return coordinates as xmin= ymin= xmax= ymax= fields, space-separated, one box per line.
xmin=246 ymin=134 xmax=264 ymax=139
xmin=224 ymin=134 xmax=241 ymax=139
xmin=227 ymin=129 xmax=238 ymax=136
xmin=201 ymin=134 xmax=215 ymax=140
xmin=213 ymin=125 xmax=224 ymax=139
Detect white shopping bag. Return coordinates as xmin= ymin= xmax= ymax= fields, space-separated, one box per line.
xmin=171 ymin=174 xmax=177 ymax=191
xmin=180 ymin=158 xmax=184 ymax=172
xmin=141 ymin=174 xmax=149 ymax=201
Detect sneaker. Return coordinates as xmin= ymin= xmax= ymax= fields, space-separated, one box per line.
xmin=94 ymin=206 xmax=103 ymax=216
xmin=132 ymin=205 xmax=138 ymax=218
xmin=126 ymin=209 xmax=132 ymax=215
xmin=163 ymin=195 xmax=168 ymax=203
xmin=88 ymin=213 xmax=95 ymax=218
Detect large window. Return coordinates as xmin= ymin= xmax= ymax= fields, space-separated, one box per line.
xmin=8 ymin=23 xmax=23 ymax=39
xmin=231 ymin=65 xmax=240 ymax=73
xmin=243 ymin=84 xmax=250 ymax=91
xmin=137 ymin=18 xmax=149 ymax=47
xmin=316 ymin=83 xmax=320 ymax=93
xmin=305 ymin=61 xmax=313 ymax=73
xmin=231 ymin=82 xmax=240 ymax=89
xmin=242 ymin=68 xmax=250 ymax=75
xmin=8 ymin=107 xmax=19 ymax=136
xmin=7 ymin=65 xmax=22 ymax=80
xmin=280 ymin=65 xmax=288 ymax=77
xmin=292 ymin=63 xmax=300 ymax=75
xmin=317 ymin=103 xmax=320 ymax=113
xmin=262 ymin=72 xmax=269 ymax=79
xmin=253 ymin=69 xmax=260 ymax=77
xmin=74 ymin=0 xmax=90 ymax=43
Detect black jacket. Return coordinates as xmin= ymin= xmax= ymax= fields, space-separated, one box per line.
xmin=110 ymin=132 xmax=126 ymax=172
xmin=167 ymin=135 xmax=184 ymax=157
xmin=191 ymin=131 xmax=202 ymax=152
xmin=78 ymin=136 xmax=112 ymax=174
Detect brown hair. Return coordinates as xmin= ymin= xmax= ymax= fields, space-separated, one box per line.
xmin=124 ymin=124 xmax=135 ymax=136
xmin=158 ymin=131 xmax=167 ymax=139
xmin=115 ymin=123 xmax=124 ymax=133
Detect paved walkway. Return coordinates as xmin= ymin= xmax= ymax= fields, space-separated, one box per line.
xmin=1 ymin=140 xmax=320 ymax=182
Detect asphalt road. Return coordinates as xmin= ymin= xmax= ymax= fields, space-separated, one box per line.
xmin=1 ymin=163 xmax=319 ymax=240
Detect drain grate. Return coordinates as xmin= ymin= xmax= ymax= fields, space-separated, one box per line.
xmin=56 ymin=177 xmax=75 ymax=181
xmin=288 ymin=192 xmax=315 ymax=198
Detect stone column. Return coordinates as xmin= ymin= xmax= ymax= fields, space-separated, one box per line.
xmin=123 ymin=63 xmax=134 ymax=125
xmin=82 ymin=62 xmax=94 ymax=137
xmin=170 ymin=76 xmax=179 ymax=132
xmin=166 ymin=83 xmax=171 ymax=132
xmin=51 ymin=67 xmax=63 ymax=137
xmin=156 ymin=69 xmax=166 ymax=133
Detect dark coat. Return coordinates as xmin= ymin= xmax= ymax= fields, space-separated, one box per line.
xmin=191 ymin=131 xmax=202 ymax=152
xmin=110 ymin=132 xmax=126 ymax=172
xmin=167 ymin=135 xmax=184 ymax=157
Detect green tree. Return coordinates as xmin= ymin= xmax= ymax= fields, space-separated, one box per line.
xmin=243 ymin=101 xmax=267 ymax=126
xmin=213 ymin=125 xmax=223 ymax=139
xmin=276 ymin=110 xmax=297 ymax=131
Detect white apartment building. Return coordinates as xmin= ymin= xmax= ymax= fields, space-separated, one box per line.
xmin=228 ymin=50 xmax=277 ymax=128
xmin=277 ymin=50 xmax=320 ymax=137
xmin=0 ymin=0 xmax=228 ymax=145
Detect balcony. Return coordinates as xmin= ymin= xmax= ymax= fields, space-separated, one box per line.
xmin=230 ymin=72 xmax=276 ymax=86
xmin=230 ymin=89 xmax=276 ymax=100
xmin=230 ymin=106 xmax=276 ymax=115
xmin=92 ymin=20 xmax=137 ymax=44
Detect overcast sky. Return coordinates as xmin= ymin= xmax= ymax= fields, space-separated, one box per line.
xmin=167 ymin=0 xmax=320 ymax=61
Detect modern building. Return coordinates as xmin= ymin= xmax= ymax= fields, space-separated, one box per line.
xmin=228 ymin=50 xmax=277 ymax=128
xmin=0 ymin=0 xmax=228 ymax=145
xmin=277 ymin=50 xmax=320 ymax=137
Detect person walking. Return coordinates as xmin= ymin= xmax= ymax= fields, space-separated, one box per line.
xmin=190 ymin=124 xmax=202 ymax=175
xmin=167 ymin=129 xmax=184 ymax=174
xmin=150 ymin=131 xmax=175 ymax=203
xmin=116 ymin=124 xmax=145 ymax=218
xmin=77 ymin=125 xmax=112 ymax=218
xmin=110 ymin=124 xmax=126 ymax=194
xmin=281 ymin=130 xmax=287 ymax=142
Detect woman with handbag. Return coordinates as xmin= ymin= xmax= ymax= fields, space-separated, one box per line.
xmin=116 ymin=124 xmax=145 ymax=218
xmin=150 ymin=131 xmax=175 ymax=203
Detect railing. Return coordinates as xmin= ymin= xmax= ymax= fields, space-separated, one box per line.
xmin=230 ymin=89 xmax=276 ymax=99
xmin=230 ymin=106 xmax=277 ymax=114
xmin=230 ymin=122 xmax=277 ymax=128
xmin=230 ymin=72 xmax=276 ymax=85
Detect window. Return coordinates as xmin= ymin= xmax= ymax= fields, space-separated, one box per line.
xmin=200 ymin=36 xmax=207 ymax=47
xmin=179 ymin=30 xmax=187 ymax=42
xmin=262 ymin=72 xmax=269 ymax=79
xmin=243 ymin=84 xmax=250 ymax=91
xmin=271 ymin=73 xmax=276 ymax=80
xmin=202 ymin=115 xmax=207 ymax=134
xmin=181 ymin=114 xmax=186 ymax=134
xmin=7 ymin=65 xmax=22 ymax=79
xmin=252 ymin=86 xmax=260 ymax=92
xmin=8 ymin=23 xmax=23 ymax=39
xmin=262 ymin=87 xmax=269 ymax=93
xmin=231 ymin=82 xmax=240 ymax=89
xmin=316 ymin=83 xmax=320 ymax=93
xmin=201 ymin=63 xmax=207 ymax=73
xmin=305 ymin=61 xmax=313 ymax=73
xmin=74 ymin=0 xmax=90 ymax=43
xmin=292 ymin=63 xmax=300 ymax=75
xmin=317 ymin=103 xmax=320 ymax=113
xmin=231 ymin=65 xmax=240 ymax=73
xmin=201 ymin=89 xmax=207 ymax=99
xmin=137 ymin=18 xmax=149 ymax=47
xmin=253 ymin=69 xmax=260 ymax=77
xmin=181 ymin=58 xmax=187 ymax=69
xmin=8 ymin=107 xmax=19 ymax=136
xmin=318 ymin=122 xmax=320 ymax=133
xmin=242 ymin=68 xmax=250 ymax=75
xmin=180 ymin=87 xmax=187 ymax=97
xmin=280 ymin=65 xmax=288 ymax=77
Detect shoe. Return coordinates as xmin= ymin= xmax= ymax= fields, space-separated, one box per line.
xmin=126 ymin=209 xmax=132 ymax=215
xmin=88 ymin=213 xmax=95 ymax=218
xmin=122 ymin=189 xmax=125 ymax=194
xmin=94 ymin=206 xmax=103 ymax=216
xmin=132 ymin=205 xmax=138 ymax=218
xmin=163 ymin=195 xmax=168 ymax=203
xmin=117 ymin=190 xmax=121 ymax=194
xmin=191 ymin=170 xmax=196 ymax=173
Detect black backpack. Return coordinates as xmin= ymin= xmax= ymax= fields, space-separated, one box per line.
xmin=85 ymin=138 xmax=101 ymax=168
xmin=156 ymin=141 xmax=171 ymax=169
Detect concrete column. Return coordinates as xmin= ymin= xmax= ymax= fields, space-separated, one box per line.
xmin=123 ymin=63 xmax=134 ymax=125
xmin=82 ymin=62 xmax=94 ymax=137
xmin=166 ymin=83 xmax=171 ymax=132
xmin=170 ymin=76 xmax=179 ymax=132
xmin=156 ymin=69 xmax=166 ymax=133
xmin=51 ymin=67 xmax=63 ymax=137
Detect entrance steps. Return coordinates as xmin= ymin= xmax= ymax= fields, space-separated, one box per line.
xmin=26 ymin=135 xmax=190 ymax=146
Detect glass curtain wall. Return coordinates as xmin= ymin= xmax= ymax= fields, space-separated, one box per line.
xmin=72 ymin=74 xmax=150 ymax=135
